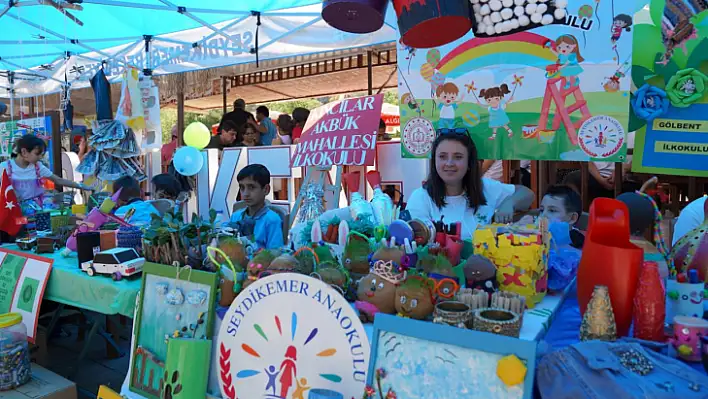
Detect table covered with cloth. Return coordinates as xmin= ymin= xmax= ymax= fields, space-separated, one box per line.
xmin=1 ymin=244 xmax=141 ymax=317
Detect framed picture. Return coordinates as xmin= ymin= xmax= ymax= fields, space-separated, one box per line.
xmin=129 ymin=262 xmax=218 ymax=399
xmin=367 ymin=314 xmax=537 ymax=399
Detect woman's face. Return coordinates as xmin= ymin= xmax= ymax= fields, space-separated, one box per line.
xmin=244 ymin=128 xmax=259 ymax=145
xmin=435 ymin=139 xmax=468 ymax=186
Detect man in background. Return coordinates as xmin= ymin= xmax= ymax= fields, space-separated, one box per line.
xmin=207 ymin=120 xmax=239 ymax=150
xmin=250 ymin=106 xmax=278 ymax=146
xmin=219 ymin=98 xmax=254 ymax=132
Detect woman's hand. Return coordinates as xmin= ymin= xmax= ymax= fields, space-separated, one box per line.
xmin=494 ymin=201 xmax=515 ymax=224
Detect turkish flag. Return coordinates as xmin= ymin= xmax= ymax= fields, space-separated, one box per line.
xmin=0 ymin=170 xmax=23 ymax=236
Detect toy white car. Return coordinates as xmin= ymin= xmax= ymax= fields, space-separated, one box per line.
xmin=81 ymin=248 xmax=145 ymax=281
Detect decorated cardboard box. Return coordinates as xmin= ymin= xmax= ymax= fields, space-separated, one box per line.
xmin=473 ymin=224 xmax=550 ymax=308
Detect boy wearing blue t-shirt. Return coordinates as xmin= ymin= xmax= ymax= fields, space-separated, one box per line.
xmin=113 ymin=176 xmax=160 ymax=226
xmin=230 ymin=164 xmax=284 ymax=249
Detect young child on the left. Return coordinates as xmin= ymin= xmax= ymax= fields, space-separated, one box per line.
xmin=230 ymin=164 xmax=284 ymax=250
xmin=0 ymin=134 xmax=92 ymax=216
xmin=113 ymin=176 xmax=160 ymax=226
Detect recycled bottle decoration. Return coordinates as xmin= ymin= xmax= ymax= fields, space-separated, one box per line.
xmin=342 ymin=171 xmax=374 ymax=221
xmin=366 ymin=170 xmax=394 ymax=226
xmin=577 ymin=198 xmax=642 ymax=337
xmin=670 ymin=198 xmax=708 ymax=282
xmin=392 ymin=0 xmax=472 ymax=48
xmin=633 ymin=261 xmax=666 ymax=342
xmin=322 ymin=0 xmax=390 ymax=34
xmin=580 ymin=285 xmax=618 ymax=342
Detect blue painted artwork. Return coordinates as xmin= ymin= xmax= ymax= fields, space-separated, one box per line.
xmin=373 ymin=331 xmax=524 ymax=399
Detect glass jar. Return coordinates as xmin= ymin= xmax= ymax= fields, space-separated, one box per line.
xmin=0 ymin=313 xmax=31 ymax=390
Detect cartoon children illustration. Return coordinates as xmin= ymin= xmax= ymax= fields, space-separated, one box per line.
xmin=611 ymin=14 xmax=633 ymax=44
xmin=279 ymin=346 xmax=298 ymax=398
xmin=546 ymin=35 xmax=585 ymax=89
xmin=263 ymin=365 xmax=280 ymax=396
xmin=291 ymin=377 xmax=311 ymax=399
xmin=477 ymin=84 xmax=514 ymax=140
xmin=435 ymin=82 xmax=464 ymax=129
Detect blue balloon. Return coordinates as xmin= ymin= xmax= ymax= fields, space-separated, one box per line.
xmin=173 ymin=146 xmax=204 ymax=177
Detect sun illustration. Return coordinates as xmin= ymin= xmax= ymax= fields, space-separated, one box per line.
xmin=235 ymin=312 xmax=342 ymax=386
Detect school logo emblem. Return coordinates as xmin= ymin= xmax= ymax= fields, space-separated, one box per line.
xmin=578 ymin=115 xmax=625 ymax=159
xmin=402 ymin=117 xmax=435 ymax=157
xmin=217 ymin=273 xmax=369 ymax=399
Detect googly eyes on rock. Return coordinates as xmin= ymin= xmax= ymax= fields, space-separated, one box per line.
xmin=471 ymin=0 xmax=568 ymax=37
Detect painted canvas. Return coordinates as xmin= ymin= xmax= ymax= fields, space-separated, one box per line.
xmin=631 ymin=0 xmax=708 ymax=177
xmin=398 ymin=1 xmax=646 ymax=161
xmin=130 ymin=262 xmax=218 ymax=399
xmin=368 ymin=314 xmax=536 ymax=399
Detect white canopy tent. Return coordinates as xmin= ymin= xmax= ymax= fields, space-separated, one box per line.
xmin=0 ymin=0 xmax=398 ymax=99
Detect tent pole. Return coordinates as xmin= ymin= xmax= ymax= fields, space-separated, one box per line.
xmin=8 ymin=71 xmax=14 ymax=119
xmin=177 ymin=74 xmax=185 ymax=146
xmin=367 ymin=50 xmax=373 ymax=95
xmin=222 ymin=77 xmax=227 ymax=115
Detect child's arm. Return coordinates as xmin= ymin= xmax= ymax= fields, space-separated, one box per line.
xmin=265 ymin=216 xmax=285 ymax=249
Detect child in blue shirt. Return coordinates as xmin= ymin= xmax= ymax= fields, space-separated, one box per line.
xmin=113 ymin=176 xmax=160 ymax=226
xmin=229 ymin=164 xmax=284 ymax=250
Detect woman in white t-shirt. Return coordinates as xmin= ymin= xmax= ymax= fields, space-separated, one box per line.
xmin=406 ymin=132 xmax=534 ymax=240
xmin=0 ymin=134 xmax=92 ymax=216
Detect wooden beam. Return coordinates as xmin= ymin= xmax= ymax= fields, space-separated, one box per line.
xmin=222 ymin=76 xmax=227 ymax=115
xmin=177 ymin=74 xmax=185 ymax=146
xmin=580 ymin=162 xmax=589 ymax=211
xmin=367 ymin=50 xmax=373 ymax=95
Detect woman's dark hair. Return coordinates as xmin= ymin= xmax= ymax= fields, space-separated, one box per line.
xmin=152 ymin=173 xmax=186 ymax=200
xmin=12 ymin=134 xmax=46 ymax=158
xmin=277 ymin=114 xmax=294 ymax=135
xmin=292 ymin=107 xmax=310 ymax=126
xmin=426 ymin=133 xmax=486 ymax=212
xmin=479 ymin=84 xmax=511 ymax=100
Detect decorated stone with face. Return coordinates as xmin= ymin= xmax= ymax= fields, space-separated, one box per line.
xmin=243 ymin=250 xmax=276 ymax=289
xmin=268 ymin=253 xmax=300 ymax=274
xmin=395 ymin=277 xmax=435 ymax=320
xmin=343 ymin=234 xmax=371 ymax=275
xmin=355 ymin=260 xmax=405 ymax=322
xmin=464 ymin=255 xmax=499 ymax=293
xmin=314 ymin=261 xmax=350 ymax=296
xmin=216 ymin=236 xmax=248 ymax=270
xmin=371 ymin=238 xmax=405 ymax=266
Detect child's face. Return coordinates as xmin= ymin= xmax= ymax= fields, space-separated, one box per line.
xmin=440 ymin=91 xmax=457 ymax=104
xmin=540 ymin=195 xmax=578 ymax=225
xmin=486 ymin=96 xmax=502 ymax=107
xmin=238 ymin=176 xmax=269 ymax=208
xmin=557 ymin=42 xmax=575 ymax=55
xmin=20 ymin=148 xmax=44 ymax=164
xmin=244 ymin=128 xmax=259 ymax=144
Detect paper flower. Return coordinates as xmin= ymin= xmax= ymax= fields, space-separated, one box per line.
xmin=631 ymin=84 xmax=669 ymax=121
xmin=665 ymin=68 xmax=708 ymax=108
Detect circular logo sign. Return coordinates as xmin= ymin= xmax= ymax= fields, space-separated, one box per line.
xmin=402 ymin=117 xmax=435 ymax=156
xmin=578 ymin=115 xmax=625 ymax=158
xmin=217 ymin=273 xmax=370 ymax=399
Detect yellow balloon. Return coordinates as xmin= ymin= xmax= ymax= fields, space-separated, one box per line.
xmin=420 ymin=63 xmax=434 ymax=82
xmin=183 ymin=122 xmax=211 ymax=150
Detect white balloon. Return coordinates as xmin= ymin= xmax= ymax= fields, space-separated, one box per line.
xmin=554 ymin=8 xmax=566 ymax=19
xmin=490 ymin=0 xmax=503 ymax=11
xmin=537 ymin=4 xmax=548 ymax=13
xmin=481 ymin=4 xmax=491 ymax=15
xmin=502 ymin=20 xmax=513 ymax=32
xmin=514 ymin=5 xmax=525 ymax=16
xmin=519 ymin=14 xmax=531 ymax=26
xmin=491 ymin=11 xmax=502 ymax=22
xmin=483 ymin=15 xmax=493 ymax=25
xmin=486 ymin=25 xmax=496 ymax=35
xmin=494 ymin=22 xmax=504 ymax=34
xmin=501 ymin=8 xmax=513 ymax=19
xmin=473 ymin=4 xmax=481 ymax=12
xmin=528 ymin=0 xmax=537 ymax=3
xmin=502 ymin=0 xmax=514 ymax=7
xmin=555 ymin=0 xmax=568 ymax=8
xmin=477 ymin=22 xmax=487 ymax=32
xmin=525 ymin=4 xmax=537 ymax=14
xmin=510 ymin=18 xmax=520 ymax=29
xmin=531 ymin=12 xmax=543 ymax=23
xmin=542 ymin=14 xmax=554 ymax=25
xmin=514 ymin=0 xmax=525 ymax=5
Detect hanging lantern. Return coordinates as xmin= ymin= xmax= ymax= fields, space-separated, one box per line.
xmin=322 ymin=0 xmax=390 ymax=34
xmin=671 ymin=199 xmax=708 ymax=282
xmin=392 ymin=0 xmax=472 ymax=49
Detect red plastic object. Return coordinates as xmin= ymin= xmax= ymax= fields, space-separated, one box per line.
xmin=392 ymin=0 xmax=472 ymax=49
xmin=577 ymin=198 xmax=643 ymax=337
xmin=633 ymin=261 xmax=666 ymax=342
xmin=445 ymin=235 xmax=462 ymax=266
xmin=342 ymin=171 xmax=361 ymax=196
xmin=366 ymin=170 xmax=382 ymax=189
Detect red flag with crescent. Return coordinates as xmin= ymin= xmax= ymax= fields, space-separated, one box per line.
xmin=0 ymin=170 xmax=23 ymax=236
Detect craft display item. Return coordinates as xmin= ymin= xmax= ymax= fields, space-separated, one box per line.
xmin=294 ymin=181 xmax=325 ymax=225
xmin=463 ymin=254 xmax=499 ymax=294
xmin=395 ymin=276 xmax=435 ymax=320
xmin=671 ymin=316 xmax=708 ymax=363
xmin=370 ymin=237 xmax=406 ymax=269
xmin=34 ymin=211 xmax=51 ymax=232
xmin=34 ymin=236 xmax=58 ymax=254
xmin=355 ymin=260 xmax=406 ymax=322
xmin=343 ymin=171 xmax=375 ymax=221
xmin=393 ymin=0 xmax=472 ymax=48
xmin=206 ymin=246 xmax=244 ymax=307
xmin=267 ymin=253 xmax=302 ymax=275
xmin=76 ymin=231 xmax=102 ymax=269
xmin=470 ymin=0 xmax=569 ymax=38
xmin=322 ymin=0 xmax=389 ymax=34
xmin=311 ymin=260 xmax=351 ymax=296
xmin=50 ymin=214 xmax=71 ymax=235
xmin=117 ymin=225 xmax=143 ymax=251
xmin=456 ymin=288 xmax=489 ymax=311
xmin=100 ymin=230 xmax=117 ymax=251
xmin=633 ymin=261 xmax=666 ymax=342
xmin=366 ymin=170 xmax=395 ymax=225
xmin=474 ymin=224 xmax=549 ymax=307
xmin=670 ymin=198 xmax=708 ymax=282
xmin=666 ymin=279 xmax=704 ymax=321
xmin=162 ymin=338 xmax=211 ymax=399
xmin=580 ymin=285 xmax=617 ymax=342
xmin=72 ymin=204 xmax=87 ymax=215
xmin=491 ymin=291 xmax=526 ymax=317
xmin=242 ymin=250 xmax=277 ymax=289
xmin=15 ymin=237 xmax=36 ymax=251
xmin=82 ymin=248 xmax=145 ymax=281
xmin=343 ymin=231 xmax=372 ymax=275
xmin=408 ymin=218 xmax=436 ymax=245
xmin=432 ymin=301 xmax=471 ymax=329
xmin=473 ymin=308 xmax=522 ymax=338
xmin=0 ymin=313 xmax=31 ymax=391
xmin=215 ymin=236 xmax=248 ymax=270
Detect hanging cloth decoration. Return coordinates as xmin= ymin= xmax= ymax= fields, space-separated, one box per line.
xmin=115 ymin=67 xmax=145 ymax=131
xmin=90 ymin=65 xmax=113 ymax=121
xmin=61 ymin=66 xmax=73 ymax=132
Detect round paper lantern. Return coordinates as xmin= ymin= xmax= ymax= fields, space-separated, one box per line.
xmin=322 ymin=0 xmax=390 ymax=34
xmin=183 ymin=122 xmax=211 ymax=150
xmin=393 ymin=0 xmax=472 ymax=48
xmin=173 ymin=146 xmax=204 ymax=177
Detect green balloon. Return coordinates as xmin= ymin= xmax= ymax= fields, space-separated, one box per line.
xmin=183 ymin=122 xmax=211 ymax=150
